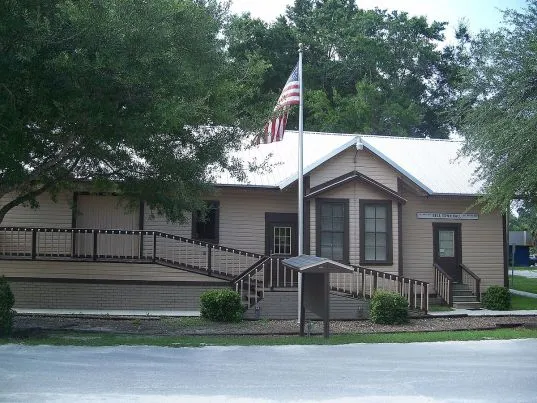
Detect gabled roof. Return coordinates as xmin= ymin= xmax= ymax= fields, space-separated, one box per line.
xmin=213 ymin=131 xmax=482 ymax=196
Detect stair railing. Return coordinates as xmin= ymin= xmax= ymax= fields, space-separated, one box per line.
xmin=460 ymin=263 xmax=481 ymax=301
xmin=0 ymin=226 xmax=266 ymax=279
xmin=434 ymin=263 xmax=453 ymax=306
xmin=329 ymin=265 xmax=430 ymax=313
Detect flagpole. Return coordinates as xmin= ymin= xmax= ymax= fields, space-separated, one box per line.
xmin=297 ymin=43 xmax=304 ymax=323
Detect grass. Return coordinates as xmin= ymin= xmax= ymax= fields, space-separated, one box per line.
xmin=509 ymin=275 xmax=537 ymax=294
xmin=511 ymin=294 xmax=537 ymax=310
xmin=428 ymin=304 xmax=454 ymax=312
xmin=1 ymin=328 xmax=537 ymax=347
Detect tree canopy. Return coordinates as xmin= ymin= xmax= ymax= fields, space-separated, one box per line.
xmin=0 ymin=0 xmax=263 ymax=224
xmin=226 ymin=0 xmax=458 ymax=138
xmin=456 ymin=0 xmax=537 ymax=223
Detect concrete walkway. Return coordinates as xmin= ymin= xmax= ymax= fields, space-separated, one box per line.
xmin=429 ymin=308 xmax=537 ymax=316
xmin=510 ymin=289 xmax=537 ymax=299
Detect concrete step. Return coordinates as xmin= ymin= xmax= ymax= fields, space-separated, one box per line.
xmin=453 ymin=301 xmax=482 ymax=309
xmin=453 ymin=295 xmax=479 ymax=302
xmin=453 ymin=290 xmax=475 ymax=297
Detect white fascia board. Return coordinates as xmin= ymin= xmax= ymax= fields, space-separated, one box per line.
xmin=360 ymin=137 xmax=435 ymax=195
xmin=278 ymin=136 xmax=358 ymax=189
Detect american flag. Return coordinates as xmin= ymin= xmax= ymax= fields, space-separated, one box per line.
xmin=258 ymin=64 xmax=300 ymax=144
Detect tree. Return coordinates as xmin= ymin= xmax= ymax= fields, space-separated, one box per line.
xmin=455 ymin=1 xmax=537 ymax=217
xmin=0 ymin=0 xmax=263 ymax=224
xmin=226 ymin=0 xmax=457 ymax=138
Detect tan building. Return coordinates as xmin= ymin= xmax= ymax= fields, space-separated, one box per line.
xmin=0 ymin=132 xmax=508 ymax=317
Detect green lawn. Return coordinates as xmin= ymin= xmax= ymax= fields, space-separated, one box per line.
xmin=511 ymin=294 xmax=537 ymax=310
xmin=1 ymin=328 xmax=537 ymax=347
xmin=509 ymin=275 xmax=537 ymax=294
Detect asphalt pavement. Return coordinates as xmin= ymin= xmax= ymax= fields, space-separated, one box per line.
xmin=1 ymin=339 xmax=536 ymax=402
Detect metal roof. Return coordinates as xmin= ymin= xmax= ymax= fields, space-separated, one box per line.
xmin=212 ymin=131 xmax=483 ymax=195
xmin=282 ymin=255 xmax=355 ymax=273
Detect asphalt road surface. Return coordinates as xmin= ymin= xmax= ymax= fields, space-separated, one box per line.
xmin=1 ymin=339 xmax=536 ymax=402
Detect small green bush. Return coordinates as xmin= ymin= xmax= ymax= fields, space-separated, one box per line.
xmin=370 ymin=290 xmax=408 ymax=325
xmin=482 ymin=286 xmax=511 ymax=310
xmin=200 ymin=289 xmax=243 ymax=322
xmin=0 ymin=276 xmax=15 ymax=336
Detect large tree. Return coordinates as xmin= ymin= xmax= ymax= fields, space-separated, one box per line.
xmin=0 ymin=0 xmax=263 ymax=224
xmin=227 ymin=0 xmax=457 ymax=138
xmin=455 ymin=1 xmax=537 ymax=223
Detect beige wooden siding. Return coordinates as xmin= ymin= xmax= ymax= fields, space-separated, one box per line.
xmin=144 ymin=187 xmax=297 ymax=256
xmin=401 ymin=185 xmax=504 ymax=289
xmin=0 ymin=191 xmax=72 ymax=227
xmin=309 ymin=181 xmax=398 ymax=273
xmin=0 ymin=191 xmax=73 ymax=255
xmin=309 ymin=148 xmax=399 ymax=190
xmin=0 ymin=260 xmax=225 ymax=282
xmin=76 ymin=195 xmax=139 ymax=256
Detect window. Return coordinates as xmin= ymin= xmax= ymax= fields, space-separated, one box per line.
xmin=438 ymin=230 xmax=455 ymax=257
xmin=360 ymin=200 xmax=392 ymax=265
xmin=273 ymin=226 xmax=292 ymax=255
xmin=192 ymin=201 xmax=219 ymax=243
xmin=316 ymin=199 xmax=349 ymax=263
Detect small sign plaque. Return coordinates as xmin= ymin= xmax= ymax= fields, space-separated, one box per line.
xmin=416 ymin=212 xmax=479 ymax=220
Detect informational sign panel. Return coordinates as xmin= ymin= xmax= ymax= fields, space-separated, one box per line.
xmin=416 ymin=212 xmax=479 ymax=220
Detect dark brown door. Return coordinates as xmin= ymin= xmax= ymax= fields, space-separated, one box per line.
xmin=265 ymin=213 xmax=298 ymax=257
xmin=433 ymin=223 xmax=462 ymax=282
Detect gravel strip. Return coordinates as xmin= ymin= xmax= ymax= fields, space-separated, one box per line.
xmin=12 ymin=314 xmax=537 ymax=337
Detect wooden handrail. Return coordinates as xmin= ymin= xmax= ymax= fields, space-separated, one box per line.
xmin=433 ymin=263 xmax=453 ymax=306
xmin=459 ymin=263 xmax=480 ymax=281
xmin=460 ymin=263 xmax=481 ymax=301
xmin=433 ymin=263 xmax=454 ymax=281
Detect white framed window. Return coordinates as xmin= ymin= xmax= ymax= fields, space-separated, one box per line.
xmin=273 ymin=226 xmax=292 ymax=255
xmin=438 ymin=230 xmax=455 ymax=257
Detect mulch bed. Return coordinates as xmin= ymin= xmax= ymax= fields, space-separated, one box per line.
xmin=11 ymin=313 xmax=537 ymax=337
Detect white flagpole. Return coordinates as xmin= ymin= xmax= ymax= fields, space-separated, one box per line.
xmin=297 ymin=43 xmax=304 ymax=322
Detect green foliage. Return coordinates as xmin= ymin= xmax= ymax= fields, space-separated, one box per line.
xmin=0 ymin=0 xmax=265 ymax=224
xmin=200 ymin=289 xmax=243 ymax=322
xmin=370 ymin=291 xmax=408 ymax=325
xmin=456 ymin=1 xmax=537 ymax=213
xmin=226 ymin=0 xmax=456 ymax=138
xmin=0 ymin=276 xmax=15 ymax=336
xmin=482 ymin=286 xmax=511 ymax=310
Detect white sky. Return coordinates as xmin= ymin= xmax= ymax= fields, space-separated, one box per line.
xmin=229 ymin=0 xmax=527 ymax=43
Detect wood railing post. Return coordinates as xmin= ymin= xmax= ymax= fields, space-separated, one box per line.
xmin=31 ymin=229 xmax=36 ymax=260
xmin=152 ymin=232 xmax=157 ymax=262
xmin=92 ymin=230 xmax=98 ymax=261
xmin=476 ymin=278 xmax=481 ymax=302
xmin=207 ymin=244 xmax=212 ymax=276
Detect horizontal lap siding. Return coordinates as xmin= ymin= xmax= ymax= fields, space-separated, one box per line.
xmin=0 ymin=260 xmax=225 ymax=282
xmin=243 ymin=289 xmax=370 ymax=320
xmin=309 ymin=148 xmax=399 ymax=191
xmin=9 ymin=280 xmax=228 ymax=310
xmin=218 ymin=188 xmax=297 ymax=255
xmin=0 ymin=192 xmax=72 ymax=227
xmin=401 ymin=186 xmax=504 ymax=289
xmin=310 ymin=182 xmax=398 ymax=273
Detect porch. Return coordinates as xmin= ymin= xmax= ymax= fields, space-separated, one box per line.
xmin=0 ymin=226 xmax=431 ymax=317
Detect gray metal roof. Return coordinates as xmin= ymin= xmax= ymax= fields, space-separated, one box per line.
xmin=213 ymin=131 xmax=482 ymax=195
xmin=282 ymin=255 xmax=355 ymax=273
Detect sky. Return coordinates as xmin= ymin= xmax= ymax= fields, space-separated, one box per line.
xmin=229 ymin=0 xmax=528 ymax=43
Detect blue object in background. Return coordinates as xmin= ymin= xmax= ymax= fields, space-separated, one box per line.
xmin=509 ymin=245 xmax=530 ymax=266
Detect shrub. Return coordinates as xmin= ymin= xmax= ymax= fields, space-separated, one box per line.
xmin=200 ymin=289 xmax=243 ymax=322
xmin=0 ymin=276 xmax=15 ymax=336
xmin=370 ymin=290 xmax=408 ymax=325
xmin=482 ymin=286 xmax=511 ymax=310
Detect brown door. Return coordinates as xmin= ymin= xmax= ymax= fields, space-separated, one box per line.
xmin=265 ymin=213 xmax=298 ymax=257
xmin=433 ymin=223 xmax=462 ymax=282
